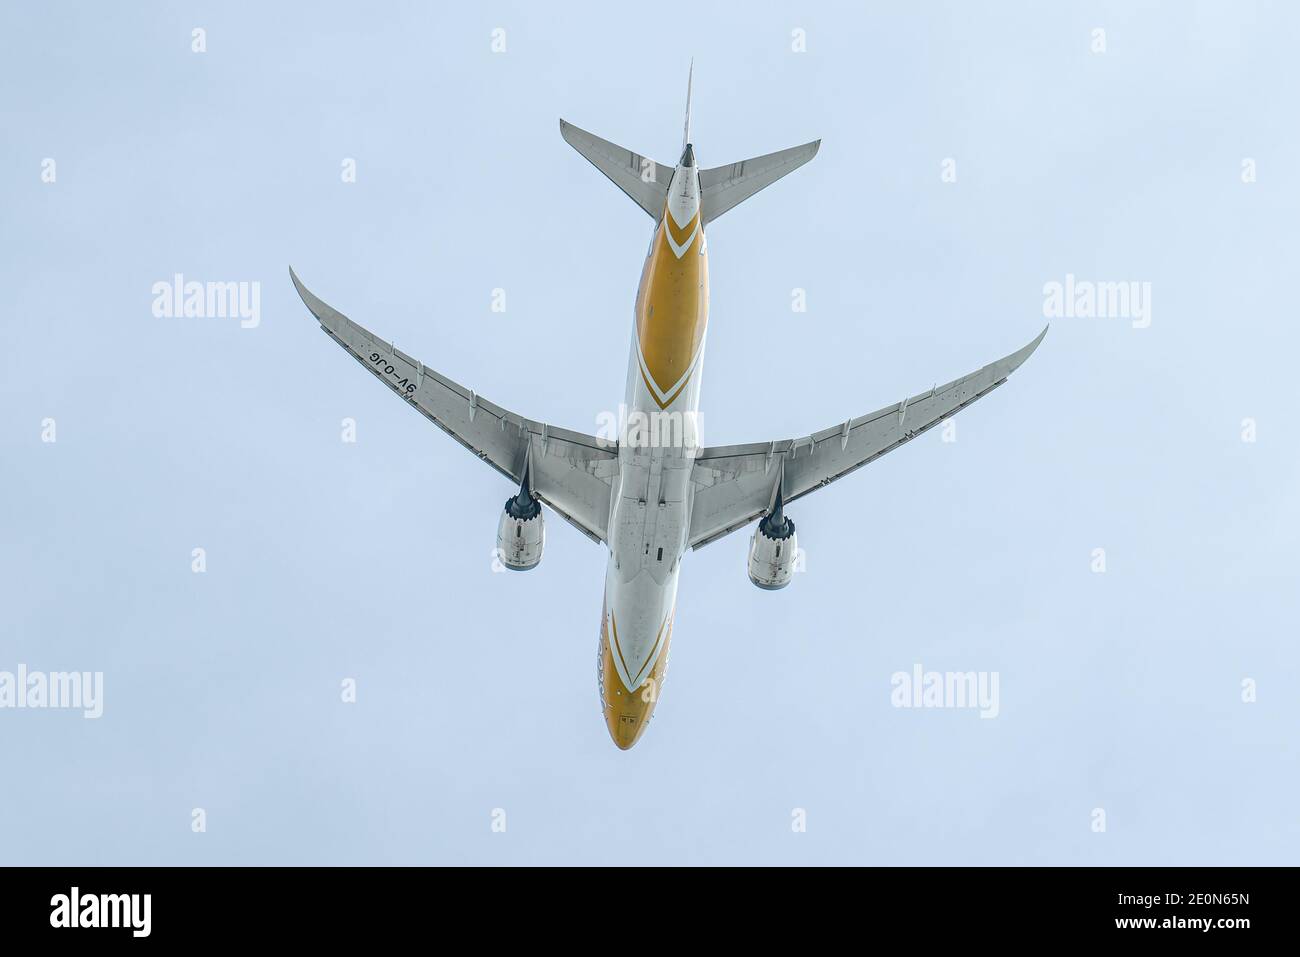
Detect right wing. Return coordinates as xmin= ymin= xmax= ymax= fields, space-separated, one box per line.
xmin=687 ymin=327 xmax=1048 ymax=549
xmin=291 ymin=268 xmax=618 ymax=544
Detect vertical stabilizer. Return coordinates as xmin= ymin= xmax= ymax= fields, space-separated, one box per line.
xmin=682 ymin=59 xmax=694 ymax=153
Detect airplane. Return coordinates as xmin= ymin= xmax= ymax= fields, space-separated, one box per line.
xmin=290 ymin=67 xmax=1046 ymax=750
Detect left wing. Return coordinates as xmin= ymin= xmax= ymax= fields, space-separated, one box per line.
xmin=290 ymin=268 xmax=618 ymax=544
xmin=687 ymin=327 xmax=1047 ymax=549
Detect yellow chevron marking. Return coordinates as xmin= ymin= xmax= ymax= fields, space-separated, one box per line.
xmin=634 ymin=216 xmax=708 ymax=400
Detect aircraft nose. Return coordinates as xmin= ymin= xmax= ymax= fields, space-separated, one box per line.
xmin=597 ymin=600 xmax=674 ymax=751
xmin=603 ymin=677 xmax=658 ymax=750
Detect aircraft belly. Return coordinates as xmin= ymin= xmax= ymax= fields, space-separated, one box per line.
xmin=597 ymin=157 xmax=705 ymax=749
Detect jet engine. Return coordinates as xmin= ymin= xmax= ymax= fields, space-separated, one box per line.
xmin=496 ymin=466 xmax=544 ymax=571
xmin=747 ymin=491 xmax=797 ymax=590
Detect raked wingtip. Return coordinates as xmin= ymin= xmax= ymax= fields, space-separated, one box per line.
xmin=1014 ymin=323 xmax=1050 ymax=369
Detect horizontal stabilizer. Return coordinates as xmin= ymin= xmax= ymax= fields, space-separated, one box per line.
xmin=699 ymin=140 xmax=820 ymax=225
xmin=559 ymin=119 xmax=673 ymax=219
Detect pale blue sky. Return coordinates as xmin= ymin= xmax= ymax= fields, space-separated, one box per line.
xmin=2 ymin=1 xmax=1296 ymax=865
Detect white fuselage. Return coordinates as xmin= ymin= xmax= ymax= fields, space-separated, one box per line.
xmin=597 ymin=157 xmax=707 ymax=749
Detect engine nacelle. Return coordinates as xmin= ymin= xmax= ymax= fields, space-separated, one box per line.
xmin=496 ymin=493 xmax=544 ymax=571
xmin=747 ymin=510 xmax=797 ymax=590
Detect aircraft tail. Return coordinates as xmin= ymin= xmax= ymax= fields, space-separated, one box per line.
xmin=561 ymin=58 xmax=819 ymax=225
xmin=681 ymin=59 xmax=693 ymax=153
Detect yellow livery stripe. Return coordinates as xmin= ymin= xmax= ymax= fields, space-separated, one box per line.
xmin=634 ymin=215 xmax=709 ymax=403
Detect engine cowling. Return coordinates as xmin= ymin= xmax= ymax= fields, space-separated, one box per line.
xmin=496 ymin=488 xmax=544 ymax=571
xmin=747 ymin=498 xmax=797 ymax=590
